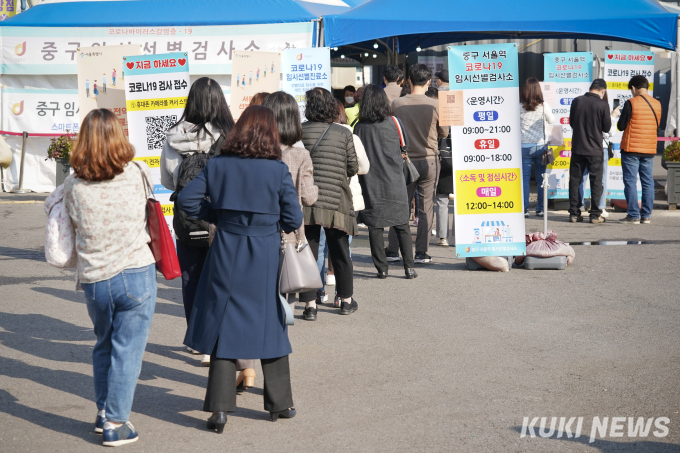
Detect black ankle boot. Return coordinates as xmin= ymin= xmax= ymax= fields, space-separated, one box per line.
xmin=206 ymin=412 xmax=227 ymax=433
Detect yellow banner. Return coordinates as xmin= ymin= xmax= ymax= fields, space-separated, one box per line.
xmin=161 ymin=204 xmax=174 ymax=216
xmin=126 ymin=97 xmax=187 ymax=111
xmin=133 ymin=156 xmax=161 ymax=168
xmin=607 ymin=81 xmax=654 ymax=91
xmin=455 ymin=168 xmax=522 ymax=215
xmin=608 ymin=158 xmax=622 ymax=167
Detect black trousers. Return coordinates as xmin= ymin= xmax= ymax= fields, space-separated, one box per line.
xmin=299 ymin=225 xmax=353 ymax=302
xmin=368 ymin=224 xmax=414 ymax=273
xmin=203 ymin=349 xmax=293 ymax=413
xmin=569 ymin=153 xmax=604 ymax=218
xmin=176 ymin=242 xmax=209 ymax=322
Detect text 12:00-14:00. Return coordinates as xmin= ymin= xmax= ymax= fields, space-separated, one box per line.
xmin=462 ymin=126 xmax=512 ymax=134
xmin=465 ymin=201 xmax=515 ymax=210
xmin=463 ymin=154 xmax=513 ymax=163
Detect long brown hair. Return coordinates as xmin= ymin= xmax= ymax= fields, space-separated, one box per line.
xmin=221 ymin=105 xmax=281 ymax=160
xmin=520 ymin=77 xmax=544 ymax=111
xmin=249 ymin=92 xmax=271 ymax=106
xmin=70 ymin=109 xmax=135 ymax=182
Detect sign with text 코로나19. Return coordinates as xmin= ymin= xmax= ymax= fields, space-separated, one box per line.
xmin=77 ymin=44 xmax=141 ymax=138
xmin=2 ymin=88 xmax=79 ymax=134
xmin=124 ymin=51 xmax=191 ymax=233
xmin=230 ymin=51 xmax=281 ymax=120
xmin=445 ymin=43 xmax=526 ymax=258
xmin=543 ymin=52 xmax=593 ymax=199
xmin=604 ymin=50 xmax=652 ymax=200
xmin=282 ymin=47 xmax=331 ymax=120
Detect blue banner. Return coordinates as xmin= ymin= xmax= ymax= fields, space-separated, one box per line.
xmin=544 ymin=52 xmax=592 ymax=82
xmin=448 ymin=43 xmax=519 ymax=90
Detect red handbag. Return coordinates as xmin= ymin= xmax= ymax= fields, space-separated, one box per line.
xmin=135 ymin=163 xmax=181 ymax=280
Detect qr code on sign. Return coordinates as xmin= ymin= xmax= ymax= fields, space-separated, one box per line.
xmin=447 ymin=94 xmax=456 ymax=104
xmin=145 ymin=115 xmax=177 ymax=151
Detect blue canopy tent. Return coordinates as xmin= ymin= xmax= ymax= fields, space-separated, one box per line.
xmin=0 ymin=0 xmax=356 ymax=28
xmin=323 ymin=0 xmax=678 ymax=52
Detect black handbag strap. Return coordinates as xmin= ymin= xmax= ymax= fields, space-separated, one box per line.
xmin=639 ymin=95 xmax=659 ymax=129
xmin=310 ymin=123 xmax=333 ymax=155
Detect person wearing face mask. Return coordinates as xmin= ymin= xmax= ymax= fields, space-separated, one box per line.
xmin=567 ymin=78 xmax=612 ymax=224
xmin=343 ymin=85 xmax=356 ymax=108
xmin=345 ymin=86 xmax=364 ymax=130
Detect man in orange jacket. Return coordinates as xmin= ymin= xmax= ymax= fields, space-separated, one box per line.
xmin=617 ymin=75 xmax=661 ymax=224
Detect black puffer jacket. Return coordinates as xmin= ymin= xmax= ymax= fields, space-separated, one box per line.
xmin=301 ymin=121 xmax=358 ymax=235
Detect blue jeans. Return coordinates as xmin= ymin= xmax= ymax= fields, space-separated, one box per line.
xmin=579 ymin=147 xmax=609 ymax=209
xmin=82 ymin=264 xmax=157 ymax=423
xmin=621 ymin=153 xmax=654 ymax=219
xmin=522 ymin=145 xmax=548 ymax=212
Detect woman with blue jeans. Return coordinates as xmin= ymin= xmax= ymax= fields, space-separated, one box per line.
xmin=519 ymin=78 xmax=555 ymax=216
xmin=64 ymin=109 xmax=157 ymax=447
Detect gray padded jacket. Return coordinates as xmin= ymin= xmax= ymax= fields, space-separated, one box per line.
xmin=301 ymin=121 xmax=358 ymax=235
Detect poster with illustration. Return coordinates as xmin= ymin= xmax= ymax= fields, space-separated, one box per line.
xmin=76 ymin=44 xmax=141 ymax=137
xmin=229 ymin=51 xmax=281 ymax=120
xmin=124 ymin=51 xmax=191 ymax=235
xmin=445 ymin=43 xmax=526 ymax=258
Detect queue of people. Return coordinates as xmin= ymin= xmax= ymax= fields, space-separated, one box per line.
xmin=56 ymin=63 xmax=659 ymax=447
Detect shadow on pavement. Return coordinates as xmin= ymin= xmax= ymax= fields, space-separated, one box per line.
xmin=0 ymin=389 xmax=100 ymax=445
xmin=510 ymin=426 xmax=679 ymax=452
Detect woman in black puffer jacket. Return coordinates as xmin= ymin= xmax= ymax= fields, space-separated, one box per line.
xmin=299 ymin=88 xmax=359 ymax=317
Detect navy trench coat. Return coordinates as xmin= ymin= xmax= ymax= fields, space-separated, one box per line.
xmin=177 ymin=155 xmax=302 ymax=360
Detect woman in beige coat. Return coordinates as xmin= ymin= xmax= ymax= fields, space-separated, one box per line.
xmin=262 ymin=92 xmax=319 ymax=319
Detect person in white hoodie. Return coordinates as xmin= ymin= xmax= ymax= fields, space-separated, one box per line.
xmin=160 ymin=77 xmax=237 ymax=371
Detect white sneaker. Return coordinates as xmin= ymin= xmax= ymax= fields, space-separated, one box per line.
xmin=326 ymin=273 xmax=336 ymax=286
xmin=201 ymin=355 xmax=211 ymax=367
xmin=186 ymin=346 xmax=201 ymax=355
xmin=601 ymin=210 xmax=610 ymax=218
xmin=436 ymin=238 xmax=449 ymax=247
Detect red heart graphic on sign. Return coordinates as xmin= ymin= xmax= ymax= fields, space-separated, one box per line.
xmin=178 ymin=58 xmax=186 ymax=66
xmin=126 ymin=62 xmax=134 ymax=70
xmin=647 ymin=55 xmax=653 ymax=61
xmin=607 ymin=54 xmax=613 ymax=59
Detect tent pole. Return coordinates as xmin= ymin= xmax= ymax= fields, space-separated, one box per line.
xmin=317 ymin=19 xmax=324 ymax=48
xmin=676 ymin=17 xmax=680 ymax=137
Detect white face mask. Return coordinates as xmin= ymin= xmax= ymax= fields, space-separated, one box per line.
xmin=345 ymin=96 xmax=354 ymax=104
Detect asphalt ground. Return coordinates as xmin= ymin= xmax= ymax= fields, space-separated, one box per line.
xmin=0 ymin=199 xmax=679 ymax=452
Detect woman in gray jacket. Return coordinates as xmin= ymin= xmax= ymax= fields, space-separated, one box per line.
xmin=354 ymin=84 xmax=417 ymax=279
xmin=299 ymin=88 xmax=359 ymax=316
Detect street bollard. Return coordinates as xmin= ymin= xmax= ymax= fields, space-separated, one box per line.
xmin=11 ymin=131 xmax=31 ymax=194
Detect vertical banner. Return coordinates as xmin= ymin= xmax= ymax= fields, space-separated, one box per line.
xmin=77 ymin=44 xmax=141 ymax=138
xmin=229 ymin=51 xmax=281 ymax=120
xmin=281 ymin=47 xmax=331 ymax=120
xmin=446 ymin=43 xmax=525 ymax=258
xmin=124 ymin=52 xmax=191 ymax=233
xmin=605 ymin=50 xmax=653 ymax=200
xmin=543 ymin=52 xmax=593 ymax=199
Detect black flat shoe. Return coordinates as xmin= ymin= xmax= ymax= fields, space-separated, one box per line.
xmin=206 ymin=411 xmax=227 ymax=434
xmin=404 ymin=268 xmax=418 ymax=279
xmin=270 ymin=408 xmax=296 ymax=422
xmin=377 ymin=271 xmax=388 ymax=279
xmin=303 ymin=306 xmax=317 ymax=321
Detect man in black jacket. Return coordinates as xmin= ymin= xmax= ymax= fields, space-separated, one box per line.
xmin=568 ymin=79 xmax=612 ymax=223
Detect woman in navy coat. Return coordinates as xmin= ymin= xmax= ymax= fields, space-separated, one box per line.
xmin=177 ymin=106 xmax=303 ymax=432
